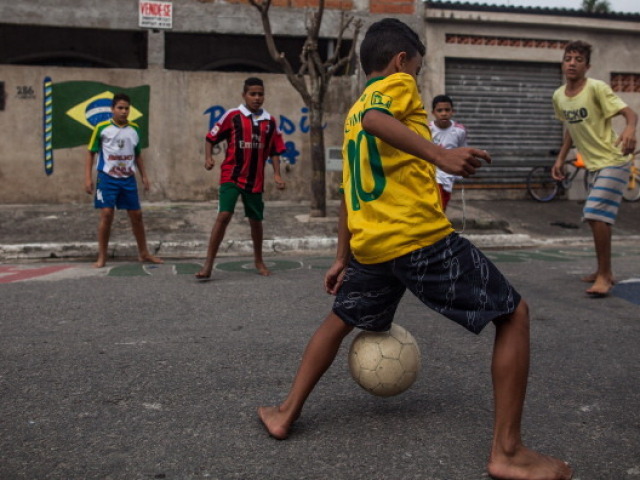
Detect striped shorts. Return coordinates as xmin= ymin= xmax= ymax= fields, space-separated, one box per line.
xmin=583 ymin=162 xmax=631 ymax=225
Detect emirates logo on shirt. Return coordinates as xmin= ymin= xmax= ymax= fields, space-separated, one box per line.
xmin=239 ymin=140 xmax=264 ymax=149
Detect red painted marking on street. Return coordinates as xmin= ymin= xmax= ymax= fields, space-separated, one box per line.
xmin=0 ymin=265 xmax=73 ymax=284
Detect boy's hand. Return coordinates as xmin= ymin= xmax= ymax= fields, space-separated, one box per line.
xmin=84 ymin=180 xmax=93 ymax=195
xmin=434 ymin=147 xmax=491 ymax=177
xmin=615 ymin=126 xmax=637 ymax=156
xmin=142 ymin=176 xmax=151 ymax=192
xmin=204 ymin=157 xmax=215 ymax=170
xmin=551 ymin=159 xmax=566 ymax=181
xmin=324 ymin=259 xmax=347 ymax=295
xmin=274 ymin=174 xmax=286 ymax=190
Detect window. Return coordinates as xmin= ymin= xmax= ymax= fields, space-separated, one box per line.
xmin=165 ymin=32 xmax=354 ymax=74
xmin=0 ymin=24 xmax=147 ymax=69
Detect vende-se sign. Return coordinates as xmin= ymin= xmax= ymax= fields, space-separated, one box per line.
xmin=139 ymin=0 xmax=173 ymax=29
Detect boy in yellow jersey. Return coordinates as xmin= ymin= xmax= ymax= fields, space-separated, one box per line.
xmin=258 ymin=18 xmax=572 ymax=480
xmin=551 ymin=40 xmax=638 ymax=297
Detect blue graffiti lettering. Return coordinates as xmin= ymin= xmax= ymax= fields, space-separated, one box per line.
xmin=279 ymin=115 xmax=296 ymax=135
xmin=299 ymin=107 xmax=327 ymax=132
xmin=300 ymin=107 xmax=310 ymax=133
xmin=204 ymin=105 xmax=227 ymax=131
xmin=267 ymin=141 xmax=300 ymax=166
xmin=281 ymin=141 xmax=300 ymax=165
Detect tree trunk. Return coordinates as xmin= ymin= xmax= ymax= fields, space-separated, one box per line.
xmin=308 ymin=108 xmax=326 ymax=217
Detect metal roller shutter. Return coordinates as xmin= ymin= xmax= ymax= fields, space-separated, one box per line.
xmin=444 ymin=59 xmax=563 ymax=188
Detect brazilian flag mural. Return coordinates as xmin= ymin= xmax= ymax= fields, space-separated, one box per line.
xmin=43 ymin=78 xmax=150 ymax=175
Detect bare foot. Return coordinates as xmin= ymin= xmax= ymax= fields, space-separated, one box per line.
xmin=139 ymin=254 xmax=164 ymax=264
xmin=195 ymin=268 xmax=212 ymax=280
xmin=93 ymin=258 xmax=106 ymax=269
xmin=581 ymin=272 xmax=596 ymax=283
xmin=256 ymin=262 xmax=272 ymax=276
xmin=585 ymin=274 xmax=613 ymax=297
xmin=581 ymin=273 xmax=616 ymax=284
xmin=257 ymin=406 xmax=292 ymax=440
xmin=488 ymin=446 xmax=573 ymax=480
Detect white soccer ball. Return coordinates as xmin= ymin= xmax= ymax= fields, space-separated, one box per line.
xmin=348 ymin=324 xmax=421 ymax=397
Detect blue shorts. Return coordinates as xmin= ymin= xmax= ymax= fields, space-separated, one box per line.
xmin=95 ymin=172 xmax=141 ymax=210
xmin=333 ymin=233 xmax=521 ymax=334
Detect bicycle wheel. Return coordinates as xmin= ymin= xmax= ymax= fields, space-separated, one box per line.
xmin=527 ymin=166 xmax=559 ymax=202
xmin=622 ymin=169 xmax=640 ymax=201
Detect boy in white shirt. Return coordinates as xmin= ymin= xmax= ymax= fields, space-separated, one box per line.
xmin=429 ymin=95 xmax=467 ymax=210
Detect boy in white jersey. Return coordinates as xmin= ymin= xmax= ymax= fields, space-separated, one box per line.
xmin=84 ymin=93 xmax=163 ymax=268
xmin=258 ymin=18 xmax=572 ymax=480
xmin=429 ymin=94 xmax=467 ymax=210
xmin=551 ymin=41 xmax=637 ymax=297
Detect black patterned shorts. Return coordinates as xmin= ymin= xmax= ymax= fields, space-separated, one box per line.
xmin=332 ymin=233 xmax=521 ymax=334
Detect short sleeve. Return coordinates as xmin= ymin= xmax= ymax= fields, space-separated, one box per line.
xmin=131 ymin=124 xmax=142 ymax=155
xmin=593 ymin=80 xmax=627 ymax=120
xmin=270 ymin=122 xmax=286 ymax=156
xmin=364 ymin=73 xmax=421 ymax=122
xmin=206 ymin=111 xmax=232 ymax=144
xmin=552 ymin=90 xmax=564 ymax=121
xmin=456 ymin=123 xmax=468 ymax=147
xmin=87 ymin=125 xmax=101 ymax=152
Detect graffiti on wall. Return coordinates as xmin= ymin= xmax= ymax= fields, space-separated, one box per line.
xmin=42 ymin=78 xmax=150 ymax=175
xmin=203 ymin=105 xmax=327 ymax=167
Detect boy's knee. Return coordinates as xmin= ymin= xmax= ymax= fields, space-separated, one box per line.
xmin=515 ymin=298 xmax=529 ymax=318
xmin=511 ymin=300 xmax=530 ymax=332
xmin=128 ymin=209 xmax=144 ymax=223
xmin=326 ymin=312 xmax=355 ymax=336
xmin=493 ymin=299 xmax=529 ymax=330
xmin=217 ymin=211 xmax=234 ymax=225
xmin=100 ymin=208 xmax=115 ymax=221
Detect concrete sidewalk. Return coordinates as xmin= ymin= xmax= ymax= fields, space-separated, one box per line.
xmin=1 ymin=197 xmax=640 ymax=261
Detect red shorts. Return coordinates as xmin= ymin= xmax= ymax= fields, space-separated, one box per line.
xmin=438 ymin=184 xmax=451 ymax=211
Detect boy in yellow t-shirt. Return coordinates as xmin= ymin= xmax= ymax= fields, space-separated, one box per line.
xmin=552 ymin=40 xmax=638 ymax=297
xmin=258 ymin=18 xmax=572 ymax=480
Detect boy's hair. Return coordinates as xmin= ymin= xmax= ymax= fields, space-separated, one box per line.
xmin=360 ymin=18 xmax=426 ymax=76
xmin=432 ymin=94 xmax=454 ymax=111
xmin=112 ymin=93 xmax=131 ymax=107
xmin=564 ymin=40 xmax=591 ymax=65
xmin=244 ymin=77 xmax=264 ymax=92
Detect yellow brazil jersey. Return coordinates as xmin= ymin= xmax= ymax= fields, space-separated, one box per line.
xmin=342 ymin=72 xmax=453 ymax=264
xmin=552 ymin=78 xmax=628 ymax=171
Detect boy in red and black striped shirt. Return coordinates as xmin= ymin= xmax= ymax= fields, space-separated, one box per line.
xmin=196 ymin=77 xmax=286 ymax=279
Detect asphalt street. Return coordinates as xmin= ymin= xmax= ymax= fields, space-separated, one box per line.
xmin=1 ymin=248 xmax=639 ymax=480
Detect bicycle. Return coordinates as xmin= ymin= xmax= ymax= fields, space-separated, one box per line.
xmin=527 ymin=154 xmax=588 ymax=202
xmin=528 ymin=150 xmax=640 ymax=202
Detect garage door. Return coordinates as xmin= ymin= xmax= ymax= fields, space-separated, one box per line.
xmin=444 ymin=59 xmax=563 ymax=187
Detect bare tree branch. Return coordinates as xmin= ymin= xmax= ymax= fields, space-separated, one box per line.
xmin=249 ymin=0 xmax=312 ymax=104
xmin=246 ymin=0 xmax=361 ymax=216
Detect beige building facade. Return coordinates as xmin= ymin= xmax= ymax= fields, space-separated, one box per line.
xmin=0 ymin=1 xmax=638 ymax=204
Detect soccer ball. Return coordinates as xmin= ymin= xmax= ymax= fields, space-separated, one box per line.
xmin=348 ymin=324 xmax=421 ymax=397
